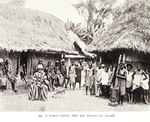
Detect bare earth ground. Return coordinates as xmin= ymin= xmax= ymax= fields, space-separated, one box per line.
xmin=0 ymin=85 xmax=150 ymax=112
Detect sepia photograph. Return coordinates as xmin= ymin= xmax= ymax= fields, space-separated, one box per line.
xmin=0 ymin=0 xmax=150 ymax=121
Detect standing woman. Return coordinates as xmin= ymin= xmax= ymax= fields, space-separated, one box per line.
xmin=132 ymin=64 xmax=147 ymax=104
xmin=126 ymin=64 xmax=134 ymax=104
xmin=45 ymin=61 xmax=53 ymax=91
xmin=69 ymin=61 xmax=76 ymax=90
xmin=55 ymin=61 xmax=64 ymax=86
xmin=116 ymin=63 xmax=126 ymax=105
xmin=81 ymin=61 xmax=86 ymax=87
xmin=141 ymin=69 xmax=149 ymax=104
xmin=3 ymin=58 xmax=17 ymax=92
xmin=85 ymin=64 xmax=93 ymax=95
xmin=60 ymin=59 xmax=67 ymax=88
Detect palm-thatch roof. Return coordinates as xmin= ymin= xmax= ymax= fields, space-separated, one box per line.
xmin=0 ymin=3 xmax=78 ymax=54
xmin=87 ymin=0 xmax=150 ymax=53
xmin=67 ymin=30 xmax=96 ymax=57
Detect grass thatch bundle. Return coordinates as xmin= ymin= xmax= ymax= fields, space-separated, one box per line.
xmin=87 ymin=0 xmax=150 ymax=53
xmin=0 ymin=3 xmax=78 ymax=54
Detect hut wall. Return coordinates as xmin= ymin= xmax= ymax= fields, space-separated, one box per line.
xmin=125 ymin=52 xmax=150 ymax=72
xmin=27 ymin=52 xmax=61 ymax=75
xmin=9 ymin=52 xmax=19 ymax=75
xmin=100 ymin=50 xmax=150 ymax=71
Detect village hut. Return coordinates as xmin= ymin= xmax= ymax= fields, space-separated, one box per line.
xmin=87 ymin=0 xmax=150 ymax=71
xmin=0 ymin=2 xmax=94 ymax=80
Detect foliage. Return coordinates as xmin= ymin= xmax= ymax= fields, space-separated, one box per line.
xmin=66 ymin=0 xmax=117 ymax=44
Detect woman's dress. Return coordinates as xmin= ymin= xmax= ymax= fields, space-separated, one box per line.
xmin=116 ymin=69 xmax=126 ymax=96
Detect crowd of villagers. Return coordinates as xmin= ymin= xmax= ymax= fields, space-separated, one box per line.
xmin=88 ymin=63 xmax=149 ymax=106
xmin=0 ymin=57 xmax=149 ymax=105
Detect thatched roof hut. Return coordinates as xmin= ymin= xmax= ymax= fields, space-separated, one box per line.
xmin=0 ymin=3 xmax=78 ymax=54
xmin=86 ymin=0 xmax=150 ymax=70
xmin=87 ymin=0 xmax=150 ymax=54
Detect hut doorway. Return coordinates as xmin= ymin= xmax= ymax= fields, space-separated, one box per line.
xmin=20 ymin=52 xmax=28 ymax=71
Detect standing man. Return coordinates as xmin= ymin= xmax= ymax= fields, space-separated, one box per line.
xmin=60 ymin=59 xmax=68 ymax=88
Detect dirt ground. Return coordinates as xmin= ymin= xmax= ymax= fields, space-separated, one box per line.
xmin=0 ymin=85 xmax=150 ymax=112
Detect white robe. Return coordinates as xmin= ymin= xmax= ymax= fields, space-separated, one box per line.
xmin=101 ymin=71 xmax=108 ymax=85
xmin=141 ymin=74 xmax=149 ymax=90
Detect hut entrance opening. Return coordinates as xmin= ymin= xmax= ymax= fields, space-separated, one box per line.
xmin=20 ymin=52 xmax=27 ymax=71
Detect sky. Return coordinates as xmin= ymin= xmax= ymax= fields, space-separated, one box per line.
xmin=24 ymin=0 xmax=126 ymax=23
xmin=0 ymin=0 xmax=126 ymax=23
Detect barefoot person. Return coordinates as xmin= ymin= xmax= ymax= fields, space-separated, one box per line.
xmin=141 ymin=69 xmax=149 ymax=104
xmin=126 ymin=64 xmax=134 ymax=104
xmin=60 ymin=59 xmax=68 ymax=88
xmin=132 ymin=64 xmax=147 ymax=104
xmin=69 ymin=61 xmax=76 ymax=90
xmin=116 ymin=63 xmax=126 ymax=105
xmin=45 ymin=61 xmax=53 ymax=91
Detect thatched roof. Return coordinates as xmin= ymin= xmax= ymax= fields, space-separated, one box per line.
xmin=0 ymin=3 xmax=78 ymax=54
xmin=67 ymin=30 xmax=96 ymax=58
xmin=87 ymin=0 xmax=150 ymax=53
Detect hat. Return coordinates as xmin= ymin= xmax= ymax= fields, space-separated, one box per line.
xmin=0 ymin=58 xmax=3 ymax=63
xmin=37 ymin=64 xmax=43 ymax=69
xmin=101 ymin=64 xmax=105 ymax=67
xmin=126 ymin=64 xmax=132 ymax=69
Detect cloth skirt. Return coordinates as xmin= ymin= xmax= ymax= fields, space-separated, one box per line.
xmin=28 ymin=83 xmax=48 ymax=101
xmin=117 ymin=78 xmax=126 ymax=96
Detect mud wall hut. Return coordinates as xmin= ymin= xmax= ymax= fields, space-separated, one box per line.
xmin=0 ymin=3 xmax=94 ymax=77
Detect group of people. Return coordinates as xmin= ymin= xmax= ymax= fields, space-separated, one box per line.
xmin=83 ymin=62 xmax=149 ymax=105
xmin=28 ymin=59 xmax=67 ymax=101
xmin=28 ymin=59 xmax=84 ymax=101
xmin=0 ymin=57 xmax=149 ymax=105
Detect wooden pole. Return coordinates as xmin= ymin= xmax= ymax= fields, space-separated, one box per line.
xmin=17 ymin=53 xmax=20 ymax=75
xmin=99 ymin=54 xmax=102 ymax=64
xmin=67 ymin=58 xmax=71 ymax=77
xmin=122 ymin=53 xmax=126 ymax=64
